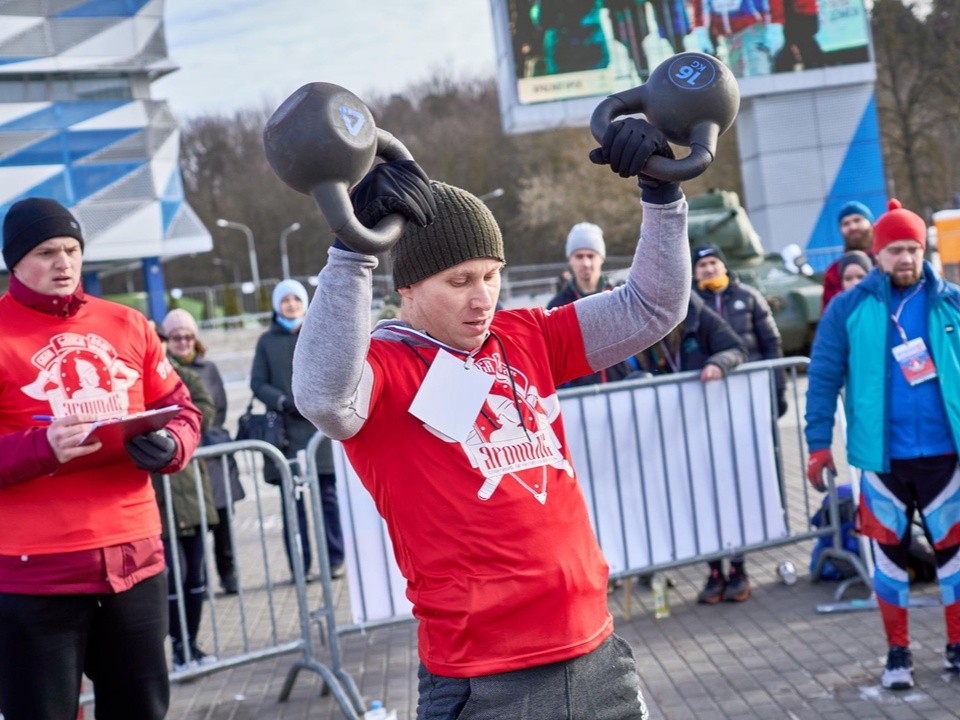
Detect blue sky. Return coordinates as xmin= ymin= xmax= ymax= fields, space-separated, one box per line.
xmin=153 ymin=0 xmax=499 ymax=120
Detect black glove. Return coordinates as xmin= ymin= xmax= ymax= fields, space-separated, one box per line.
xmin=125 ymin=430 xmax=177 ymax=471
xmin=350 ymin=160 xmax=437 ymax=230
xmin=589 ymin=118 xmax=682 ymax=204
xmin=278 ymin=395 xmax=300 ymax=416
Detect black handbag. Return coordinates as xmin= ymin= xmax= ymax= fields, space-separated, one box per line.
xmin=202 ymin=426 xmax=245 ymax=503
xmin=236 ymin=401 xmax=288 ymax=485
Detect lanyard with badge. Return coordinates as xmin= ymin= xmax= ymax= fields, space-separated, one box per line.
xmin=890 ymin=279 xmax=937 ymax=386
xmin=389 ymin=326 xmax=495 ymax=442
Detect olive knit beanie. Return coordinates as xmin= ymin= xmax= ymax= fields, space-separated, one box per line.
xmin=391 ymin=182 xmax=504 ymax=288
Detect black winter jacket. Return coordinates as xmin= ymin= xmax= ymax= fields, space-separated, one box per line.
xmin=634 ymin=294 xmax=747 ymax=376
xmin=250 ymin=318 xmax=334 ymax=474
xmin=694 ymin=276 xmax=782 ymax=362
xmin=546 ymin=277 xmax=633 ymax=387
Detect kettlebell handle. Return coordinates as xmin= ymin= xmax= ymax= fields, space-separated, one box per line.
xmin=590 ymin=52 xmax=739 ymax=183
xmin=590 ymin=91 xmax=719 ymax=182
xmin=313 ymin=129 xmax=415 ymax=255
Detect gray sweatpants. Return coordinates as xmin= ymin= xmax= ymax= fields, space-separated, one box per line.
xmin=417 ymin=633 xmax=650 ymax=720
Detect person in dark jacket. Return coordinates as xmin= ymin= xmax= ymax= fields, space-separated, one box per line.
xmin=250 ymin=279 xmax=345 ymax=580
xmin=692 ymin=244 xmax=787 ymax=415
xmin=634 ymin=293 xmax=749 ymax=602
xmin=691 ymin=244 xmax=785 ymax=603
xmin=151 ymin=326 xmax=219 ymax=672
xmin=634 ymin=293 xmax=746 ymax=378
xmin=548 ymin=222 xmax=633 ymax=386
xmin=163 ymin=308 xmax=245 ymax=595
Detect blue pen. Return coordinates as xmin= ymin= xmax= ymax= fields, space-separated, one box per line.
xmin=32 ymin=415 xmax=54 ymax=422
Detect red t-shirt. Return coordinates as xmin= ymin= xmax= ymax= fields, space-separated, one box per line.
xmin=344 ymin=305 xmax=613 ymax=677
xmin=0 ymin=292 xmax=181 ymax=556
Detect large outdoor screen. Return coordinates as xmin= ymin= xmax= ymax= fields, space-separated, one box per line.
xmin=491 ymin=0 xmax=873 ymax=134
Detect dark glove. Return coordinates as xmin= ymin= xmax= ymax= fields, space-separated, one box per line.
xmin=278 ymin=395 xmax=301 ymax=417
xmin=806 ymin=449 xmax=836 ymax=493
xmin=125 ymin=430 xmax=177 ymax=471
xmin=350 ymin=159 xmax=436 ymax=230
xmin=589 ymin=119 xmax=681 ymax=204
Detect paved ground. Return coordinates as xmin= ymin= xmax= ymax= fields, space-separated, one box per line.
xmin=153 ymin=327 xmax=960 ymax=720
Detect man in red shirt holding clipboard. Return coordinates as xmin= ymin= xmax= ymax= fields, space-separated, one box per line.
xmin=0 ymin=197 xmax=202 ymax=719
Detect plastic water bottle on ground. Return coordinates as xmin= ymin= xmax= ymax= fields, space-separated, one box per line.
xmin=364 ymin=700 xmax=397 ymax=720
xmin=651 ymin=572 xmax=671 ymax=619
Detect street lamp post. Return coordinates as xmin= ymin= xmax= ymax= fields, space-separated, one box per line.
xmin=478 ymin=187 xmax=505 ymax=203
xmin=279 ymin=221 xmax=302 ymax=280
xmin=212 ymin=257 xmax=241 ymax=286
xmin=216 ymin=218 xmax=261 ymax=289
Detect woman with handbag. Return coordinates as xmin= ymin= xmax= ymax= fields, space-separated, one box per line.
xmin=250 ymin=279 xmax=345 ymax=581
xmin=163 ymin=309 xmax=245 ymax=595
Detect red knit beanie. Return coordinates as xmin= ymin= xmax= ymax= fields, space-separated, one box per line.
xmin=872 ymin=199 xmax=926 ymax=254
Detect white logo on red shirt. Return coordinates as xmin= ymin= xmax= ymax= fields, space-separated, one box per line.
xmin=430 ymin=352 xmax=573 ymax=504
xmin=21 ymin=332 xmax=141 ymax=418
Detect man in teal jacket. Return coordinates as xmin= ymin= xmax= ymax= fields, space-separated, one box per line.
xmin=805 ymin=199 xmax=960 ymax=691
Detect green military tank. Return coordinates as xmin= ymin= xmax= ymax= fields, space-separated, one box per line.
xmin=687 ymin=188 xmax=822 ymax=355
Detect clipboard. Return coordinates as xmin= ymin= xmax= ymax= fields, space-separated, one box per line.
xmin=79 ymin=405 xmax=181 ymax=446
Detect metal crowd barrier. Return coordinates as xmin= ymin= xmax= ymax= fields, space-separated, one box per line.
xmin=76 ymin=358 xmax=867 ymax=720
xmin=79 ymin=438 xmax=365 ymax=720
xmin=330 ymin=357 xmax=867 ymax=634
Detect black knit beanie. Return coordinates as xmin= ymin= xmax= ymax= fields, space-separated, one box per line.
xmin=391 ymin=182 xmax=504 ymax=288
xmin=3 ymin=198 xmax=84 ymax=270
xmin=692 ymin=243 xmax=727 ymax=270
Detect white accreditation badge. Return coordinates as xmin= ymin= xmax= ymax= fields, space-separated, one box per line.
xmin=891 ymin=337 xmax=938 ymax=386
xmin=408 ymin=349 xmax=495 ymax=443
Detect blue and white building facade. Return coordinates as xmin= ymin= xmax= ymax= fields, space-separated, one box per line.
xmin=736 ymin=65 xmax=887 ymax=272
xmin=0 ymin=0 xmax=210 ymax=318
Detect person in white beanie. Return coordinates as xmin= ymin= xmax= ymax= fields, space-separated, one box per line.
xmin=250 ymin=279 xmax=344 ymax=581
xmin=548 ymin=222 xmax=633 ymax=387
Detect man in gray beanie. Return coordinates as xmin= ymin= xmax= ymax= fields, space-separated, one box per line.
xmin=0 ymin=196 xmax=202 ymax=718
xmin=548 ymin=222 xmax=633 ymax=387
xmin=293 ymin=117 xmax=688 ymax=720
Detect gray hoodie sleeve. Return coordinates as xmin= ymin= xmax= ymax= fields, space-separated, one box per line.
xmin=573 ymin=196 xmax=690 ymax=370
xmin=292 ymin=247 xmax=379 ymax=441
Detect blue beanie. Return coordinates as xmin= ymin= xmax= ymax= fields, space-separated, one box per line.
xmin=271 ymin=278 xmax=309 ymax=315
xmin=838 ymin=201 xmax=874 ymax=225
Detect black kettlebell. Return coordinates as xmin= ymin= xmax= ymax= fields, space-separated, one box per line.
xmin=263 ymin=83 xmax=414 ymax=254
xmin=591 ymin=52 xmax=740 ymax=182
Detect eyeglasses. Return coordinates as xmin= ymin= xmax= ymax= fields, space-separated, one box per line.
xmin=168 ymin=334 xmax=195 ymax=343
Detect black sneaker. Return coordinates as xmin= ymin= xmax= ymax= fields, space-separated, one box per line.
xmin=724 ymin=570 xmax=751 ymax=602
xmin=945 ymin=643 xmax=960 ymax=672
xmin=220 ymin=573 xmax=239 ymax=595
xmin=171 ymin=640 xmax=189 ymax=672
xmin=881 ymin=645 xmax=914 ymax=690
xmin=697 ymin=570 xmax=726 ymax=604
xmin=188 ymin=641 xmax=217 ymax=668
